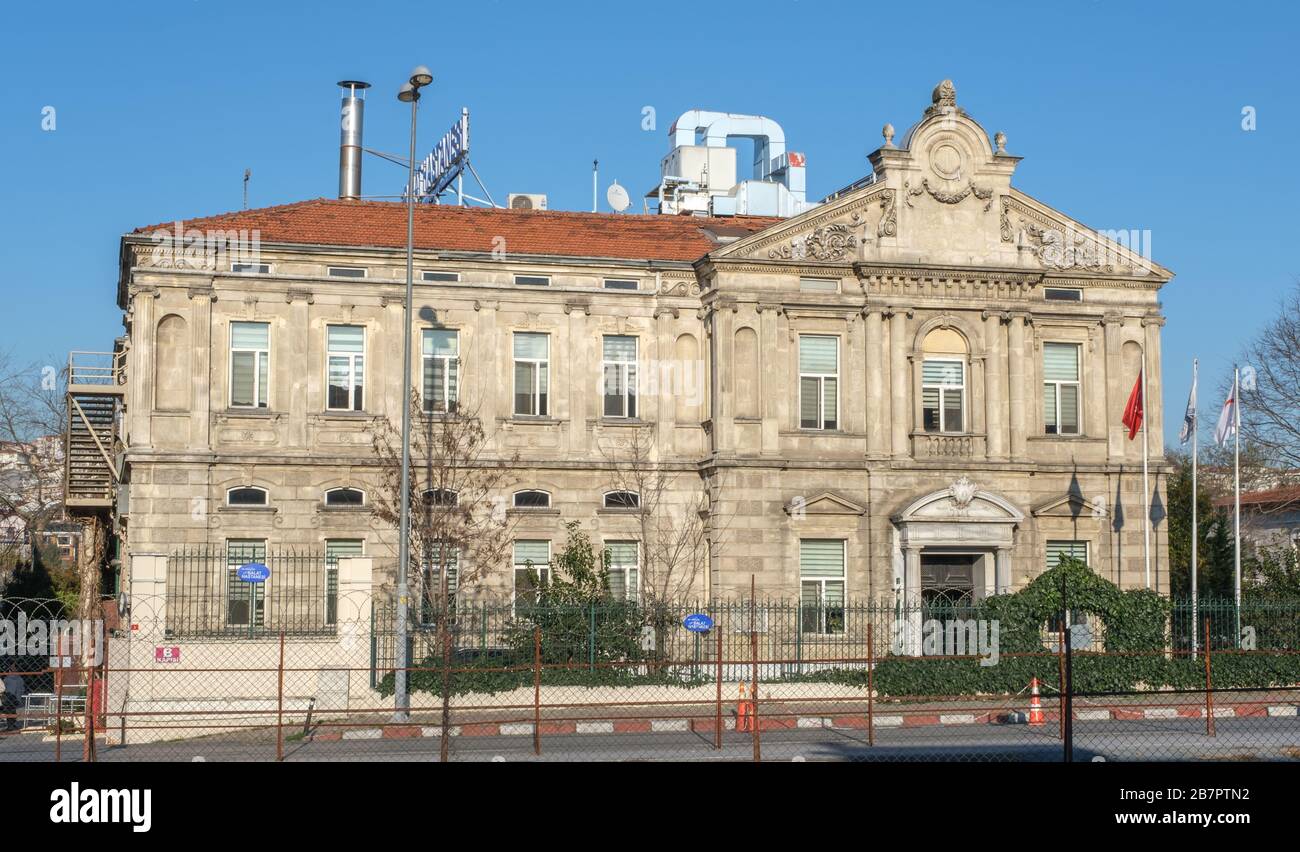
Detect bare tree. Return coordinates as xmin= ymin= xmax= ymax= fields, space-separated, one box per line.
xmin=600 ymin=426 xmax=731 ymax=610
xmin=1238 ymin=282 xmax=1300 ymax=473
xmin=370 ymin=390 xmax=516 ymax=758
xmin=0 ymin=350 xmax=72 ymax=598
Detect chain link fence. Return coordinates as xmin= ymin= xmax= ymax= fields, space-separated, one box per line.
xmin=2 ymin=591 xmax=1299 ymax=762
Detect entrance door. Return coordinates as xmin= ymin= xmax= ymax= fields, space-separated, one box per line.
xmin=920 ymin=553 xmax=977 ymax=619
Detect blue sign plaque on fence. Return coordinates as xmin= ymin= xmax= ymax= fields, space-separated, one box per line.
xmin=683 ymin=613 xmax=714 ymax=633
xmin=236 ymin=562 xmax=271 ymax=583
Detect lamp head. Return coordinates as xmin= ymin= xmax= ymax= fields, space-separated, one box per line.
xmin=410 ymin=66 xmax=433 ymax=88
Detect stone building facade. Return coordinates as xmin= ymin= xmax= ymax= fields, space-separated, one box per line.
xmin=105 ymin=82 xmax=1173 ymax=619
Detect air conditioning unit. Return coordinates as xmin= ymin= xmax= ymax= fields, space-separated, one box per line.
xmin=507 ymin=193 xmax=547 ymax=211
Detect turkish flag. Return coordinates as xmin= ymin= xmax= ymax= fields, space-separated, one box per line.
xmin=1122 ymin=370 xmax=1144 ymax=440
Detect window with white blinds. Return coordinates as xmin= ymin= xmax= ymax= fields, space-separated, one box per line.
xmin=422 ymin=329 xmax=459 ymax=413
xmin=1046 ymin=540 xmax=1088 ymax=570
xmin=513 ymin=333 xmax=549 ymax=416
xmin=922 ymin=358 xmax=965 ymax=433
xmin=327 ymin=325 xmax=365 ymax=411
xmin=799 ymin=539 xmax=845 ymax=634
xmin=605 ymin=541 xmax=638 ymax=601
xmin=799 ymin=277 xmax=838 ymax=293
xmin=798 ymin=335 xmax=838 ymax=430
xmin=1043 ymin=342 xmax=1081 ymax=435
xmin=602 ymin=335 xmax=638 ymax=418
xmin=230 ymin=322 xmax=269 ymax=408
xmin=513 ymin=540 xmax=551 ymax=609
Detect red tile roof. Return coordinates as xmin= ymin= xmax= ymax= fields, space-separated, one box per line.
xmin=131 ymin=199 xmax=782 ymax=263
xmin=1214 ymin=485 xmax=1300 ymax=508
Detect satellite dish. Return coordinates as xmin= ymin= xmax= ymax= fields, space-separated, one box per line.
xmin=606 ymin=181 xmax=630 ymax=213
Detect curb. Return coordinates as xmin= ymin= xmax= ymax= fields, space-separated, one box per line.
xmin=305 ymin=700 xmax=1300 ymax=741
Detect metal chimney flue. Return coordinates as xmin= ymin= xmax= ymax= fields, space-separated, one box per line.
xmin=337 ymin=80 xmax=370 ymax=200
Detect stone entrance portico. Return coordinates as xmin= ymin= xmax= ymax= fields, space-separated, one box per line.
xmin=893 ymin=477 xmax=1024 ymax=594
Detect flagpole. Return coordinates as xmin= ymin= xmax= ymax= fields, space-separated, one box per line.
xmin=1233 ymin=366 xmax=1241 ymax=646
xmin=1191 ymin=358 xmax=1199 ymax=658
xmin=1142 ymin=360 xmax=1151 ymax=590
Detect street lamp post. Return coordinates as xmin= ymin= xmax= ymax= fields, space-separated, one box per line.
xmin=394 ymin=65 xmax=433 ymax=718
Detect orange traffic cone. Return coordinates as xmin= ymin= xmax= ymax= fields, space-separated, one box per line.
xmin=1028 ymin=677 xmax=1044 ymax=726
xmin=737 ymin=682 xmax=753 ymax=732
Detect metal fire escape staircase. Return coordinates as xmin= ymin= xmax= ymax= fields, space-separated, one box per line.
xmin=64 ymin=351 xmax=125 ymax=512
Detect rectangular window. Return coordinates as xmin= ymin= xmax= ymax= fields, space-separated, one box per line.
xmin=1044 ymin=287 xmax=1082 ymax=301
xmin=799 ymin=277 xmax=839 ymax=293
xmin=1046 ymin=540 xmax=1088 ymax=570
xmin=605 ymin=541 xmax=639 ymax=602
xmin=422 ymin=329 xmax=459 ymax=413
xmin=226 ymin=539 xmax=267 ymax=629
xmin=514 ymin=275 xmax=550 ymax=287
xmin=513 ymin=540 xmax=551 ymax=611
xmin=603 ymin=278 xmax=638 ymax=291
xmin=420 ymin=542 xmax=458 ymax=624
xmin=422 ymin=271 xmax=460 ymax=282
xmin=327 ymin=325 xmax=365 ymax=411
xmin=231 ymin=262 xmax=270 ymax=274
xmin=324 ymin=539 xmax=362 ymax=626
xmin=230 ymin=322 xmax=269 ymax=409
xmin=799 ymin=335 xmax=838 ymax=430
xmin=922 ymin=359 xmax=965 ymax=433
xmin=1043 ymin=342 xmax=1081 ymax=435
xmin=602 ymin=335 xmax=638 ymax=418
xmin=799 ymin=539 xmax=845 ymax=635
xmin=327 ymin=266 xmax=366 ymax=278
xmin=513 ymin=332 xmax=549 ymax=416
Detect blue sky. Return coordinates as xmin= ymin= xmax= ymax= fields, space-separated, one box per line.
xmin=2 ymin=0 xmax=1296 ymax=446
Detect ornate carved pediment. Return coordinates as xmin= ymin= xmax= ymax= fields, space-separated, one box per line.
xmin=767 ymin=214 xmax=861 ymax=261
xmin=1000 ymin=193 xmax=1170 ymax=278
xmin=893 ymin=483 xmax=1025 ymax=524
xmin=710 ymin=186 xmax=894 ymax=262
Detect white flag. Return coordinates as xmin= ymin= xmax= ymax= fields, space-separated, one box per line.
xmin=1215 ymin=375 xmax=1237 ymax=447
xmin=1178 ymin=370 xmax=1197 ymax=445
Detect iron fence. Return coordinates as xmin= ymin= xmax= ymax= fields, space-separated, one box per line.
xmin=165 ymin=547 xmax=338 ymax=638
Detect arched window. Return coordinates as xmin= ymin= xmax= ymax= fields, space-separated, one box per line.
xmin=921 ymin=328 xmax=968 ymax=434
xmin=603 ymin=491 xmax=640 ymax=510
xmin=424 ymin=488 xmax=458 ymax=507
xmin=227 ymin=486 xmax=268 ymax=507
xmin=513 ymin=490 xmax=551 ymax=509
xmin=324 ymin=487 xmax=365 ymax=506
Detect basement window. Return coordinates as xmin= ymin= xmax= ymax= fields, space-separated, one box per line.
xmin=1044 ymin=287 xmax=1082 ymax=302
xmin=514 ymin=275 xmax=550 ymax=287
xmin=422 ymin=271 xmax=460 ymax=282
xmin=603 ymin=278 xmax=638 ymax=291
xmin=327 ymin=266 xmax=367 ymax=278
xmin=324 ymin=487 xmax=365 ymax=507
xmin=227 ymin=486 xmax=269 ymax=507
xmin=513 ymin=490 xmax=551 ymax=509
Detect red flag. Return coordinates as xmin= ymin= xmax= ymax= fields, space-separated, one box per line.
xmin=1122 ymin=370 xmax=1144 ymax=440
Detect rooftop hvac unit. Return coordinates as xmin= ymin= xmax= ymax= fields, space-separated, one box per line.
xmin=507 ymin=193 xmax=547 ymax=211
